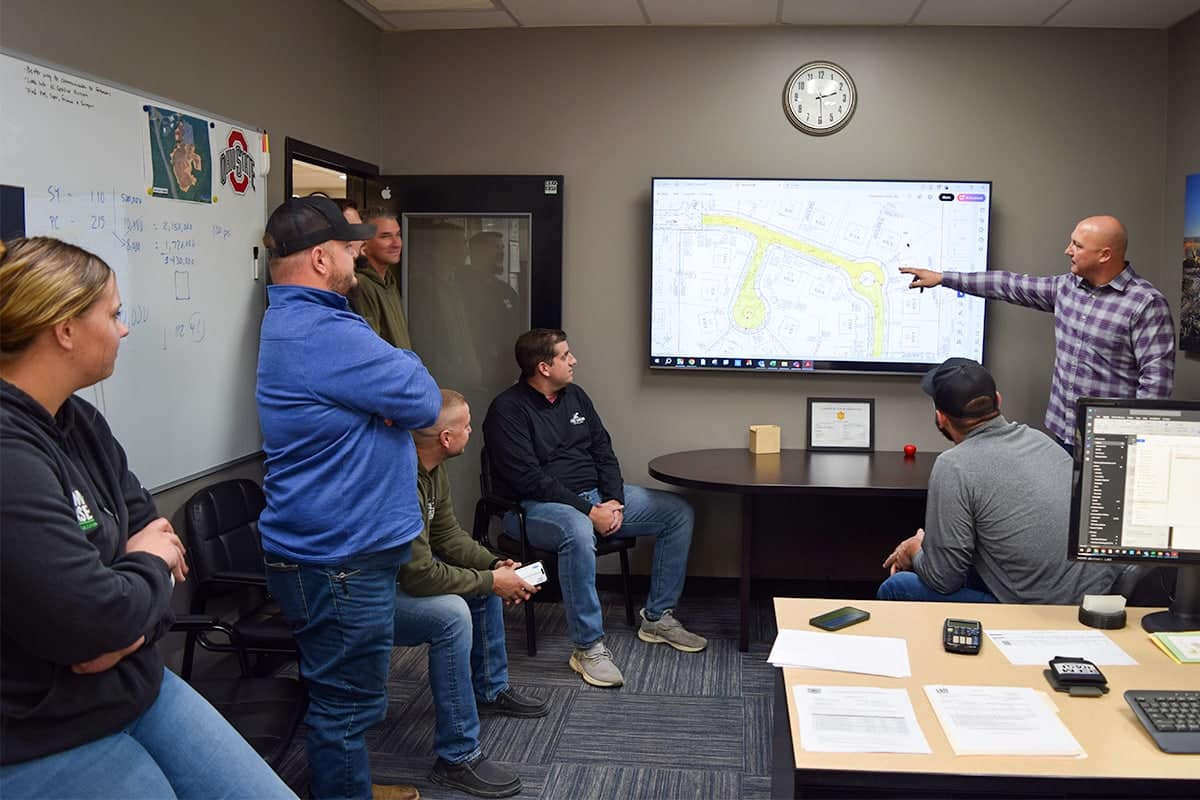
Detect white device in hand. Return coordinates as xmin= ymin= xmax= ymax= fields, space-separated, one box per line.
xmin=514 ymin=560 xmax=547 ymax=586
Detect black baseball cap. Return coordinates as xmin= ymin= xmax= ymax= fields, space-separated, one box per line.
xmin=921 ymin=357 xmax=998 ymax=418
xmin=264 ymin=196 xmax=376 ymax=258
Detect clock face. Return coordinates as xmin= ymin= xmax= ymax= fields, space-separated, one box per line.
xmin=783 ymin=61 xmax=857 ymax=136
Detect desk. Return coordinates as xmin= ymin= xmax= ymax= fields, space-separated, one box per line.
xmin=771 ymin=598 xmax=1200 ymax=798
xmin=648 ymin=449 xmax=935 ymax=650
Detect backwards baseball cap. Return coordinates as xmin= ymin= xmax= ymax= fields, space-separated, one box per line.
xmin=264 ymin=196 xmax=376 ymax=258
xmin=921 ymin=357 xmax=999 ymax=418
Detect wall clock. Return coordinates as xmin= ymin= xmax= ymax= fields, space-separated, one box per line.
xmin=783 ymin=61 xmax=857 ymax=136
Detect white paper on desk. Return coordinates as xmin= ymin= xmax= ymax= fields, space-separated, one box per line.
xmin=923 ymin=685 xmax=1084 ymax=757
xmin=792 ymin=685 xmax=931 ymax=753
xmin=985 ymin=629 xmax=1137 ymax=666
xmin=768 ymin=629 xmax=911 ymax=678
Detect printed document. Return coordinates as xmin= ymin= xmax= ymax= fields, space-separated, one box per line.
xmin=769 ymin=629 xmax=911 ymax=678
xmin=923 ymin=685 xmax=1084 ymax=756
xmin=792 ymin=686 xmax=931 ymax=753
xmin=985 ymin=629 xmax=1136 ymax=666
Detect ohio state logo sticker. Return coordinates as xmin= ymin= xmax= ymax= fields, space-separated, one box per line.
xmin=219 ymin=130 xmax=256 ymax=194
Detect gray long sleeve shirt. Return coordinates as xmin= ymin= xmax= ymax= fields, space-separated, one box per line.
xmin=913 ymin=415 xmax=1121 ymax=604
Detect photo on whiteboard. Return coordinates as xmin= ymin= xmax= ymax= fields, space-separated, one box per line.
xmin=1182 ymin=173 xmax=1200 ymax=352
xmin=146 ymin=105 xmax=212 ymax=203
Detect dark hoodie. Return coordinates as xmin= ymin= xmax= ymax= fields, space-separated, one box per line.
xmin=0 ymin=379 xmax=174 ymax=764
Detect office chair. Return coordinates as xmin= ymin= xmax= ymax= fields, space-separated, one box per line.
xmin=180 ymin=479 xmax=298 ymax=680
xmin=472 ymin=446 xmax=636 ymax=656
xmin=171 ymin=614 xmax=306 ymax=771
xmin=1112 ymin=564 xmax=1177 ymax=608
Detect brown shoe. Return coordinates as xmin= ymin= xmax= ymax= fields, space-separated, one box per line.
xmin=372 ymin=784 xmax=420 ymax=800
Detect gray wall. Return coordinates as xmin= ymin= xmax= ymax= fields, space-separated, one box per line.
xmin=1 ymin=3 xmax=1196 ymax=580
xmin=377 ymin=25 xmax=1185 ymax=575
xmin=0 ymin=0 xmax=381 ymax=530
xmin=1166 ymin=11 xmax=1200 ymax=400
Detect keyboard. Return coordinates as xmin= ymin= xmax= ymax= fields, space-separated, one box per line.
xmin=1124 ymin=690 xmax=1200 ymax=754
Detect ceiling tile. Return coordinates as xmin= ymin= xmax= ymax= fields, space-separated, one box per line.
xmin=781 ymin=0 xmax=923 ymax=26
xmin=1046 ymin=0 xmax=1200 ymax=29
xmin=643 ymin=0 xmax=779 ymax=26
xmin=502 ymin=0 xmax=646 ymax=27
xmin=915 ymin=0 xmax=1064 ymax=27
xmin=381 ymin=9 xmax=516 ymax=29
xmin=368 ymin=0 xmax=496 ymax=11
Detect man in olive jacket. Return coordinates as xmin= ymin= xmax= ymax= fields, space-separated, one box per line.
xmin=397 ymin=389 xmax=548 ymax=799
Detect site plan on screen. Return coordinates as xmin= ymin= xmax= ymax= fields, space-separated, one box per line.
xmin=651 ymin=178 xmax=990 ymax=371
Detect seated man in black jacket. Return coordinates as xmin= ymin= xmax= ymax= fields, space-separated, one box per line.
xmin=482 ymin=329 xmax=706 ymax=689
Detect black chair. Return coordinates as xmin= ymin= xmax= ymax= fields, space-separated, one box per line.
xmin=171 ymin=615 xmax=306 ymax=771
xmin=1112 ymin=564 xmax=1178 ymax=608
xmin=180 ymin=479 xmax=298 ymax=680
xmin=471 ymin=446 xmax=636 ymax=656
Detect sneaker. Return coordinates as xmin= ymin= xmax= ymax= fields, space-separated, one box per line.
xmin=637 ymin=608 xmax=708 ymax=652
xmin=568 ymin=640 xmax=624 ymax=687
xmin=477 ymin=686 xmax=550 ymax=718
xmin=371 ymin=784 xmax=420 ymax=800
xmin=430 ymin=754 xmax=521 ymax=799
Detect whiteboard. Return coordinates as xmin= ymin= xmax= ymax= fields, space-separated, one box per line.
xmin=0 ymin=52 xmax=267 ymax=490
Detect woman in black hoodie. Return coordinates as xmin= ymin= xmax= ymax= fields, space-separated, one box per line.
xmin=0 ymin=237 xmax=293 ymax=798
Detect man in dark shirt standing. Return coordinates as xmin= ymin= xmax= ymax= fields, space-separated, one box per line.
xmin=482 ymin=329 xmax=706 ymax=688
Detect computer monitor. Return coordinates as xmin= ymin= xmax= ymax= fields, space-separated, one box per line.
xmin=1069 ymin=398 xmax=1200 ymax=632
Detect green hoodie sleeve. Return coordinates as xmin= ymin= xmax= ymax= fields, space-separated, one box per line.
xmin=398 ymin=464 xmax=497 ymax=597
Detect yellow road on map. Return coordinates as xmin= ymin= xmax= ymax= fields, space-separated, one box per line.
xmin=703 ymin=214 xmax=885 ymax=357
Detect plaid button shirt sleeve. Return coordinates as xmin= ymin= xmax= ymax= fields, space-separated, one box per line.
xmin=1129 ymin=292 xmax=1176 ymax=399
xmin=942 ymin=269 xmax=1059 ymax=312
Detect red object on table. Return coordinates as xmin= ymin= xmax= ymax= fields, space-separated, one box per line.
xmin=903 ymin=444 xmax=917 ymax=457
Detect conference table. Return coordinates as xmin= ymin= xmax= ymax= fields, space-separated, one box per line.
xmin=771 ymin=598 xmax=1200 ymax=798
xmin=648 ymin=449 xmax=936 ymax=650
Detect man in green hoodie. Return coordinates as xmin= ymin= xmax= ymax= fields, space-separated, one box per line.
xmin=350 ymin=208 xmax=411 ymax=349
xmin=397 ymin=389 xmax=548 ymax=798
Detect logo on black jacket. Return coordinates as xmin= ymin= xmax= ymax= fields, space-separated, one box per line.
xmin=72 ymin=490 xmax=98 ymax=531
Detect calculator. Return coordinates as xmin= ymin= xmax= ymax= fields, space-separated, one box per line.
xmin=943 ymin=618 xmax=982 ymax=655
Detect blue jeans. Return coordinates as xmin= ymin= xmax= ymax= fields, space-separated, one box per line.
xmin=877 ymin=569 xmax=999 ymax=603
xmin=507 ymin=484 xmax=694 ymax=648
xmin=0 ymin=668 xmax=294 ymax=799
xmin=265 ymin=546 xmax=409 ymax=800
xmin=392 ymin=589 xmax=507 ymax=764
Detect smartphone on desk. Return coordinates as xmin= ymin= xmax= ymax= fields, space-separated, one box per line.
xmin=809 ymin=606 xmax=870 ymax=631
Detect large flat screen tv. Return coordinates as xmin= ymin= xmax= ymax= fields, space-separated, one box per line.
xmin=650 ymin=177 xmax=991 ymax=375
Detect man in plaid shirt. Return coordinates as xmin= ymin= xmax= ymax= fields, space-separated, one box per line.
xmin=901 ymin=216 xmax=1175 ymax=450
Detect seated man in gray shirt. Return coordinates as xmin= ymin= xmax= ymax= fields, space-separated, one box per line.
xmin=878 ymin=357 xmax=1121 ymax=604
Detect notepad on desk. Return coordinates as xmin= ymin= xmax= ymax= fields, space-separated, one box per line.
xmin=768 ymin=629 xmax=911 ymax=678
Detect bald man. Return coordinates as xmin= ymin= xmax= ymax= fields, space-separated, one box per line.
xmin=901 ymin=215 xmax=1175 ymax=451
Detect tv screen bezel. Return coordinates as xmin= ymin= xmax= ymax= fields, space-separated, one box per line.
xmin=648 ymin=176 xmax=993 ymax=376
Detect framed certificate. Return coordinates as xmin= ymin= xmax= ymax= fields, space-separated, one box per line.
xmin=806 ymin=398 xmax=875 ymax=452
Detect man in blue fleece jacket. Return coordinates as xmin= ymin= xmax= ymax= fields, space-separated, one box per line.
xmin=256 ymin=197 xmax=440 ymax=800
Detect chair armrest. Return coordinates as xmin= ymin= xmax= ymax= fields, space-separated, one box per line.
xmin=206 ymin=571 xmax=269 ymax=587
xmin=171 ymin=613 xmax=228 ymax=633
xmin=170 ymin=615 xmax=252 ymax=675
